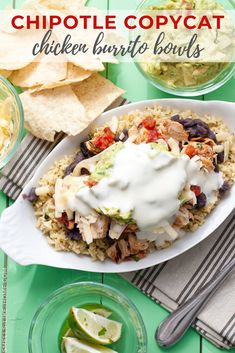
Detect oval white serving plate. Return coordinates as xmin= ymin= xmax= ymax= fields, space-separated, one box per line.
xmin=0 ymin=99 xmax=234 ymax=273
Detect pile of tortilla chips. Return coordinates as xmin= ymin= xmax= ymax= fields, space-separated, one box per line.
xmin=0 ymin=0 xmax=124 ymax=141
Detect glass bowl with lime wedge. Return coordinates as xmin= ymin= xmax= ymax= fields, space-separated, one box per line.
xmin=28 ymin=282 xmax=147 ymax=353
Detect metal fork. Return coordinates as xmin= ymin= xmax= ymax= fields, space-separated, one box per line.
xmin=156 ymin=257 xmax=235 ymax=347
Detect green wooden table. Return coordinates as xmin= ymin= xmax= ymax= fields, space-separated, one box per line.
xmin=0 ymin=1 xmax=235 ymax=352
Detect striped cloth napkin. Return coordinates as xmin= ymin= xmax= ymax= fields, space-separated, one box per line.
xmin=123 ymin=212 xmax=235 ymax=349
xmin=0 ymin=98 xmax=234 ymax=349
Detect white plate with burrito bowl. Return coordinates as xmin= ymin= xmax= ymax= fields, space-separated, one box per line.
xmin=0 ymin=99 xmax=234 ymax=273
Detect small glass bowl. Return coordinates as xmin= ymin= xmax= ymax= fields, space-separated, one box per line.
xmin=135 ymin=0 xmax=235 ymax=97
xmin=0 ymin=76 xmax=24 ymax=169
xmin=28 ymin=282 xmax=147 ymax=353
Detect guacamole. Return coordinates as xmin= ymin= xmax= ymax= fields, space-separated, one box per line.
xmin=140 ymin=0 xmax=232 ymax=88
xmin=143 ymin=62 xmax=228 ymax=87
xmin=90 ymin=142 xmax=124 ymax=182
xmin=148 ymin=0 xmax=222 ymax=10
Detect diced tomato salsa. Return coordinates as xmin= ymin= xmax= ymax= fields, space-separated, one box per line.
xmin=146 ymin=129 xmax=161 ymax=143
xmin=141 ymin=117 xmax=161 ymax=142
xmin=93 ymin=127 xmax=115 ymax=150
xmin=58 ymin=212 xmax=75 ymax=229
xmin=85 ymin=180 xmax=98 ymax=188
xmin=185 ymin=145 xmax=196 ymax=158
xmin=190 ymin=185 xmax=201 ymax=196
xmin=142 ymin=117 xmax=156 ymax=130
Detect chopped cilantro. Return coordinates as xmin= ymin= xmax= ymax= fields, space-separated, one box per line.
xmin=98 ymin=327 xmax=107 ymax=336
xmin=132 ymin=255 xmax=140 ymax=262
xmin=197 ymin=143 xmax=203 ymax=150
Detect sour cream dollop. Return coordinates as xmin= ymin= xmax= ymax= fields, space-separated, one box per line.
xmin=75 ymin=143 xmax=223 ymax=230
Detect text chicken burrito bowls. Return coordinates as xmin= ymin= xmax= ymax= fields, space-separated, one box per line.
xmin=0 ymin=100 xmax=234 ymax=272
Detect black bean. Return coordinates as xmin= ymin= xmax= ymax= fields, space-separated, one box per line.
xmin=219 ymin=181 xmax=231 ymax=196
xmin=65 ymin=227 xmax=81 ymax=241
xmin=213 ymin=160 xmax=219 ymax=173
xmin=23 ymin=187 xmax=38 ymax=202
xmin=115 ymin=129 xmax=129 ymax=142
xmin=114 ymin=134 xmax=120 ymax=142
xmin=217 ymin=151 xmax=224 ymax=164
xmin=181 ymin=118 xmax=196 ymax=128
xmin=175 ymin=117 xmax=217 ymax=141
xmin=171 ymin=114 xmax=181 ymax=122
xmin=196 ymin=125 xmax=209 ymax=137
xmin=81 ymin=168 xmax=90 ymax=175
xmin=194 ymin=193 xmax=207 ymax=209
xmin=64 ymin=161 xmax=78 ymax=176
xmin=120 ymin=129 xmax=129 ymax=142
xmin=64 ymin=151 xmax=88 ymax=177
xmin=74 ymin=151 xmax=85 ymax=163
xmin=187 ymin=127 xmax=198 ymax=138
xmin=208 ymin=130 xmax=217 ymax=142
xmin=194 ymin=119 xmax=208 ymax=127
xmin=80 ymin=141 xmax=94 ymax=158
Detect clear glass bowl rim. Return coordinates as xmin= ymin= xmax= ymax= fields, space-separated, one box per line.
xmin=0 ymin=75 xmax=24 ymax=169
xmin=28 ymin=281 xmax=148 ymax=353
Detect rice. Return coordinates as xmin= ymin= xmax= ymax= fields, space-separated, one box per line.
xmin=33 ymin=105 xmax=235 ymax=261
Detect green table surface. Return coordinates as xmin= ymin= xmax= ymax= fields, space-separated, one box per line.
xmin=0 ymin=1 xmax=235 ymax=353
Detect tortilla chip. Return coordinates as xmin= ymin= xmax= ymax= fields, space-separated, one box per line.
xmin=20 ymin=75 xmax=124 ymax=141
xmin=67 ymin=53 xmax=105 ymax=72
xmin=9 ymin=54 xmax=67 ymax=88
xmin=0 ymin=69 xmax=12 ymax=79
xmin=0 ymin=8 xmax=18 ymax=34
xmin=72 ymin=74 xmax=125 ymax=121
xmin=30 ymin=63 xmax=92 ymax=92
xmin=20 ymin=85 xmax=87 ymax=141
xmin=0 ymin=28 xmax=45 ymax=70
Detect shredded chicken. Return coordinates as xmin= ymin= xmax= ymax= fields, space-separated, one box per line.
xmin=91 ymin=215 xmax=109 ymax=239
xmin=106 ymin=233 xmax=149 ymax=263
xmin=128 ymin=233 xmax=149 ymax=254
xmin=190 ymin=142 xmax=214 ymax=159
xmin=127 ymin=125 xmax=139 ymax=142
xmin=161 ymin=119 xmax=189 ymax=142
xmin=118 ymin=239 xmax=131 ymax=258
xmin=124 ymin=223 xmax=138 ymax=233
xmin=106 ymin=243 xmax=120 ymax=263
xmin=109 ymin=221 xmax=126 ymax=239
xmin=173 ymin=206 xmax=194 ymax=228
xmin=77 ymin=215 xmax=109 ymax=244
xmin=35 ymin=185 xmax=54 ymax=196
xmin=191 ymin=137 xmax=215 ymax=147
xmin=201 ymin=158 xmax=215 ymax=172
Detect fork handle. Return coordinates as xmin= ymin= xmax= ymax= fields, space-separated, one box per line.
xmin=156 ymin=258 xmax=235 ymax=348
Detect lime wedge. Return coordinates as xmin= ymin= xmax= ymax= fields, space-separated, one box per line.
xmin=68 ymin=307 xmax=122 ymax=345
xmin=59 ymin=319 xmax=76 ymax=353
xmin=80 ymin=304 xmax=112 ymax=318
xmin=59 ymin=319 xmax=75 ymax=341
xmin=63 ymin=337 xmax=118 ymax=353
xmin=61 ymin=329 xmax=77 ymax=353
